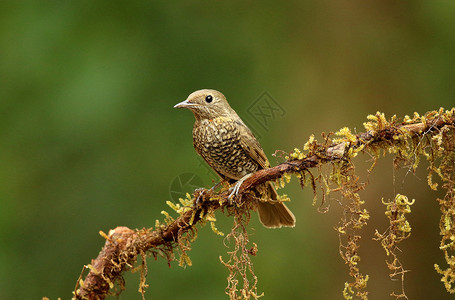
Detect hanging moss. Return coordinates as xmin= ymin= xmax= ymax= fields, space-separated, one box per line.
xmin=73 ymin=108 xmax=455 ymax=300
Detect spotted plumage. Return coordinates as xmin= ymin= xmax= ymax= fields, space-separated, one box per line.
xmin=193 ymin=117 xmax=258 ymax=180
xmin=174 ymin=89 xmax=295 ymax=228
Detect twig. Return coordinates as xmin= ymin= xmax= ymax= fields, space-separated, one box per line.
xmin=73 ymin=110 xmax=455 ymax=300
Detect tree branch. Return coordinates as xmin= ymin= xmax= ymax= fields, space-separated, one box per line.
xmin=73 ymin=109 xmax=455 ymax=300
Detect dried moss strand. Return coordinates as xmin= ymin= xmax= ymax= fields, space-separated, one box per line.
xmin=73 ymin=108 xmax=455 ymax=300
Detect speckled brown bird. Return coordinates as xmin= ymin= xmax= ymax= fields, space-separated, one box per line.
xmin=174 ymin=89 xmax=295 ymax=228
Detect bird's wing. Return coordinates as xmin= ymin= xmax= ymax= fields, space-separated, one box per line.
xmin=236 ymin=120 xmax=271 ymax=169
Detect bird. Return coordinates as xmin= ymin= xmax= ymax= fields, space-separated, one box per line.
xmin=174 ymin=89 xmax=295 ymax=228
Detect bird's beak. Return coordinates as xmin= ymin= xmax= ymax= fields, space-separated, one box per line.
xmin=174 ymin=99 xmax=196 ymax=109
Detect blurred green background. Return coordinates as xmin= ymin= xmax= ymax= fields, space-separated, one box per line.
xmin=1 ymin=1 xmax=454 ymax=299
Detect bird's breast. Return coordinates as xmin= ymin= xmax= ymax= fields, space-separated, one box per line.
xmin=192 ymin=117 xmax=259 ymax=180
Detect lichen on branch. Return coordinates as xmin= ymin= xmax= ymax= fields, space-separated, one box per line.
xmin=72 ymin=108 xmax=455 ymax=300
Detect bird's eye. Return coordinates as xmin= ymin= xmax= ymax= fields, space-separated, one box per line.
xmin=205 ymin=95 xmax=213 ymax=103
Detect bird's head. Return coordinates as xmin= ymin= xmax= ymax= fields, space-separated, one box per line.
xmin=174 ymin=89 xmax=235 ymax=120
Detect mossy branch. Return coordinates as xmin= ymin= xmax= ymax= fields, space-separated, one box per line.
xmin=72 ymin=108 xmax=455 ymax=300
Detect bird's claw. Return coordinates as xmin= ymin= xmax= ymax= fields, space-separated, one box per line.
xmin=228 ymin=182 xmax=242 ymax=204
xmin=227 ymin=174 xmax=252 ymax=205
xmin=194 ymin=188 xmax=207 ymax=207
xmin=209 ymin=180 xmax=223 ymax=192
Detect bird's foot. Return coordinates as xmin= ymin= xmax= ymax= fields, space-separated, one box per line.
xmin=209 ymin=180 xmax=223 ymax=192
xmin=194 ymin=188 xmax=208 ymax=207
xmin=228 ymin=174 xmax=253 ymax=205
xmin=194 ymin=181 xmax=225 ymax=207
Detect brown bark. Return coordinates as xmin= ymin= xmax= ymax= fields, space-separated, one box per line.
xmin=73 ymin=111 xmax=455 ymax=299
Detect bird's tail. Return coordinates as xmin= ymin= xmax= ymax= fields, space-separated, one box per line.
xmin=256 ymin=182 xmax=296 ymax=228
